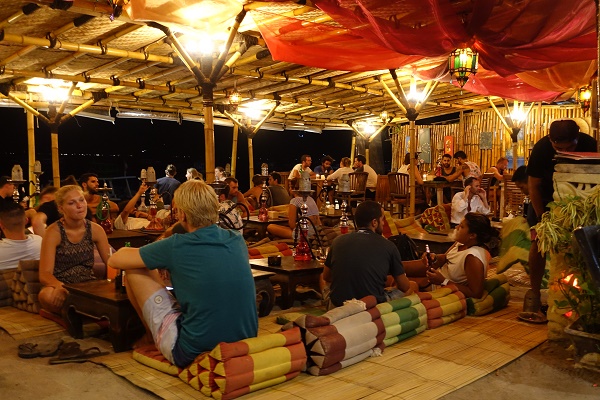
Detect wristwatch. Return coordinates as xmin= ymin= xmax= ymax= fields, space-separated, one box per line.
xmin=442 ymin=278 xmax=450 ymax=286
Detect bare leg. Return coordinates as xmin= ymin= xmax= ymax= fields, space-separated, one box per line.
xmin=267 ymin=224 xmax=293 ymax=239
xmin=38 ymin=286 xmax=64 ymax=314
xmin=528 ymin=239 xmax=545 ymax=309
xmin=125 ymin=269 xmax=165 ymax=347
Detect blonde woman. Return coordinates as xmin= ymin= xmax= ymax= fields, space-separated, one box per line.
xmin=38 ymin=185 xmax=110 ymax=314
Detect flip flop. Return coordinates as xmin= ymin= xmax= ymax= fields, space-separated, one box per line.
xmin=49 ymin=345 xmax=109 ymax=364
xmin=38 ymin=339 xmax=64 ymax=357
xmin=18 ymin=343 xmax=41 ymax=359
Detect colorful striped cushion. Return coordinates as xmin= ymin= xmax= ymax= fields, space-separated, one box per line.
xmin=467 ymin=274 xmax=511 ymax=316
xmin=417 ymin=285 xmax=467 ymax=329
xmin=248 ymin=242 xmax=293 ymax=259
xmin=293 ymin=296 xmax=386 ymax=376
xmin=133 ymin=328 xmax=306 ymax=399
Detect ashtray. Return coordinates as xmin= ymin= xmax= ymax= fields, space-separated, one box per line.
xmin=268 ymin=255 xmax=282 ymax=266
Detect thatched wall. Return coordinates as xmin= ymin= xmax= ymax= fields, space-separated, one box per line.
xmin=391 ymin=105 xmax=597 ymax=173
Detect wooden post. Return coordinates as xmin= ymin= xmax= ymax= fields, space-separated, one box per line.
xmin=27 ymin=111 xmax=35 ymax=195
xmin=231 ymin=123 xmax=239 ymax=177
xmin=350 ymin=133 xmax=356 ymax=162
xmin=248 ymin=137 xmax=254 ymax=183
xmin=409 ymin=119 xmax=417 ymax=217
xmin=51 ymin=130 xmax=60 ymax=187
xmin=203 ymin=85 xmax=215 ymax=182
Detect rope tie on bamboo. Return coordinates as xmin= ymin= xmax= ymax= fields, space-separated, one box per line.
xmin=327 ymin=78 xmax=335 ymax=88
xmin=97 ymin=40 xmax=108 ymax=55
xmin=41 ymin=66 xmax=53 ymax=79
xmin=281 ymin=71 xmax=288 ymax=81
xmin=136 ymin=78 xmax=145 ymax=89
xmin=45 ymin=33 xmax=58 ymax=48
xmin=307 ymin=76 xmax=312 ymax=84
xmin=256 ymin=69 xmax=264 ymax=79
xmin=110 ymin=75 xmax=120 ymax=86
xmin=0 ymin=66 xmax=5 ymax=76
xmin=160 ymin=95 xmax=168 ymax=105
xmin=82 ymin=72 xmax=91 ymax=82
xmin=142 ymin=46 xmax=150 ymax=60
xmin=166 ymin=81 xmax=175 ymax=93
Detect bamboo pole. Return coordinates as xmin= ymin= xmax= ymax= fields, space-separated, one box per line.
xmin=27 ymin=111 xmax=35 ymax=196
xmin=231 ymin=124 xmax=239 ymax=178
xmin=248 ymin=137 xmax=254 ymax=183
xmin=203 ymin=88 xmax=215 ymax=183
xmin=350 ymin=132 xmax=357 ymax=162
xmin=51 ymin=131 xmax=59 ymax=187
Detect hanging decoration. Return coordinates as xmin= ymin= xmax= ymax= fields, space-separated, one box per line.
xmin=448 ymin=47 xmax=479 ymax=89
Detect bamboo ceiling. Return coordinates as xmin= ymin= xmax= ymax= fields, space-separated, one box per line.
xmin=0 ymin=0 xmax=592 ymax=132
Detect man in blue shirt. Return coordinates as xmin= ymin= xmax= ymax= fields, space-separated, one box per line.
xmin=109 ymin=180 xmax=257 ymax=368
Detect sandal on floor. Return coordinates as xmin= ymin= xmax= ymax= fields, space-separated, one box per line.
xmin=38 ymin=339 xmax=64 ymax=357
xmin=49 ymin=344 xmax=109 ymax=364
xmin=517 ymin=289 xmax=547 ymax=324
xmin=18 ymin=343 xmax=41 ymax=359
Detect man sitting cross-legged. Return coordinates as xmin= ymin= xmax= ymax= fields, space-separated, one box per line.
xmin=108 ymin=180 xmax=258 ymax=368
xmin=321 ymin=200 xmax=417 ymax=309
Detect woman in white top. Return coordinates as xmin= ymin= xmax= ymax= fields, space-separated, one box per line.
xmin=397 ymin=153 xmax=424 ymax=185
xmin=406 ymin=212 xmax=493 ymax=298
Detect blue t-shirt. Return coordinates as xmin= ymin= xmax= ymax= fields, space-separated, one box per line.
xmin=139 ymin=224 xmax=258 ymax=359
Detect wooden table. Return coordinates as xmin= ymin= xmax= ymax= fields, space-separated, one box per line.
xmin=422 ymin=180 xmax=453 ymax=205
xmin=107 ymin=229 xmax=153 ymax=249
xmin=250 ymin=256 xmax=324 ymax=309
xmin=62 ymin=280 xmax=143 ymax=352
xmin=406 ymin=231 xmax=456 ymax=255
xmin=246 ymin=215 xmax=289 ymax=240
xmin=252 ymin=269 xmax=276 ymax=317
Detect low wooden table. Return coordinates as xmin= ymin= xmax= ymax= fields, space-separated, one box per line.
xmin=62 ymin=280 xmax=143 ymax=352
xmin=107 ymin=229 xmax=153 ymax=249
xmin=252 ymin=269 xmax=276 ymax=317
xmin=406 ymin=231 xmax=455 ymax=255
xmin=246 ymin=215 xmax=289 ymax=240
xmin=250 ymin=256 xmax=324 ymax=309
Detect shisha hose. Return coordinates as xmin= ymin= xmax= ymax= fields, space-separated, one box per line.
xmin=96 ymin=202 xmax=108 ymax=221
xmin=293 ymin=215 xmax=325 ymax=260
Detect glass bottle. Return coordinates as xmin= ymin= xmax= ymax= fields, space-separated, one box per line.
xmin=100 ymin=199 xmax=113 ymax=234
xmin=258 ymin=190 xmax=269 ymax=222
xmin=339 ymin=200 xmax=349 ymax=234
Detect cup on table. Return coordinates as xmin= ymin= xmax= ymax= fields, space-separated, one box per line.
xmin=268 ymin=255 xmax=282 ymax=266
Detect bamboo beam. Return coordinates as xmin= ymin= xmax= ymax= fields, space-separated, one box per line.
xmin=0 ymin=32 xmax=174 ymax=64
xmin=248 ymin=137 xmax=255 ymax=182
xmin=51 ymin=131 xmax=59 ymax=187
xmin=231 ymin=124 xmax=239 ymax=177
xmin=27 ymin=111 xmax=35 ymax=196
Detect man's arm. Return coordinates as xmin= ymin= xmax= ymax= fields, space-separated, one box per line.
xmin=119 ymin=183 xmax=149 ymax=225
xmin=108 ymin=247 xmax=146 ymax=270
xmin=444 ymin=168 xmax=464 ymax=182
xmin=487 ymin=166 xmax=503 ymax=181
xmin=528 ymin=176 xmax=545 ymax=220
xmin=31 ymin=212 xmax=48 ymax=237
xmin=394 ymin=274 xmax=413 ymax=294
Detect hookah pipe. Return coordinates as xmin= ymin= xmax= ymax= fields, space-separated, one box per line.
xmin=219 ymin=202 xmax=250 ymax=230
xmin=292 ymin=211 xmax=326 ymax=260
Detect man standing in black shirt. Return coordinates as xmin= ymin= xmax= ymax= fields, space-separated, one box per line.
xmin=0 ymin=176 xmax=15 ymax=209
xmin=521 ymin=119 xmax=597 ymax=322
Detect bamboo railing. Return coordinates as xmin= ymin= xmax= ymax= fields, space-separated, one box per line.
xmin=390 ymin=105 xmax=596 ymax=174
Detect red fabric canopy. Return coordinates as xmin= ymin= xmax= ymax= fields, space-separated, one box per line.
xmin=252 ymin=0 xmax=598 ymax=101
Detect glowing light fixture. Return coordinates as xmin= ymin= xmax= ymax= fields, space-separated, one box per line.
xmin=448 ymin=47 xmax=479 ymax=89
xmin=379 ymin=109 xmax=388 ymax=122
xmin=577 ymin=85 xmax=592 ymax=115
xmin=406 ymin=76 xmax=425 ymax=104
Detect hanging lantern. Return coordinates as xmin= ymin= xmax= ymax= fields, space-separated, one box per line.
xmin=228 ymin=89 xmax=241 ymax=109
xmin=448 ymin=47 xmax=479 ymax=88
xmin=379 ymin=109 xmax=388 ymax=122
xmin=577 ymin=85 xmax=592 ymax=115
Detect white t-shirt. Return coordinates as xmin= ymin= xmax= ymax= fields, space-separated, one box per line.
xmin=397 ymin=164 xmax=409 ymax=174
xmin=440 ymin=244 xmax=488 ymax=284
xmin=328 ymin=166 xmax=355 ymax=182
xmin=451 ymin=192 xmax=490 ymax=224
xmin=361 ymin=164 xmax=378 ymax=188
xmin=288 ymin=164 xmax=312 ymax=179
xmin=113 ymin=209 xmax=171 ymax=230
xmin=219 ymin=200 xmax=244 ymax=232
xmin=0 ymin=235 xmax=42 ymax=270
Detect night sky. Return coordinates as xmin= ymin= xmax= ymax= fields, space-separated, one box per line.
xmin=0 ymin=107 xmax=392 ymax=193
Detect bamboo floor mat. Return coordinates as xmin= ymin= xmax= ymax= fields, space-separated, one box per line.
xmin=96 ymin=299 xmax=548 ymax=400
xmin=0 ymin=306 xmax=64 ymax=340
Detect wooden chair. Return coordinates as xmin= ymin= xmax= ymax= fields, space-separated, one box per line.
xmin=503 ymin=181 xmax=526 ymax=217
xmin=480 ymin=172 xmax=497 ymax=216
xmin=334 ymin=172 xmax=368 ymax=212
xmin=374 ymin=174 xmax=390 ymax=210
xmin=388 ymin=173 xmax=409 ymax=217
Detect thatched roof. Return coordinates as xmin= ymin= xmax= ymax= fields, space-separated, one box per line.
xmin=0 ymin=0 xmax=596 ymax=131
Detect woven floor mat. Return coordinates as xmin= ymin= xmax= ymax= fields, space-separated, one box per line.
xmin=0 ymin=306 xmax=64 ymax=340
xmin=97 ymin=299 xmax=547 ymax=400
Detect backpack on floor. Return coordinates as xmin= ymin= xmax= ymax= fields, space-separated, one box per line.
xmin=388 ymin=234 xmax=420 ymax=261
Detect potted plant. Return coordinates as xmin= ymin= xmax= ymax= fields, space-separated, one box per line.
xmin=535 ymin=188 xmax=600 ymax=368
